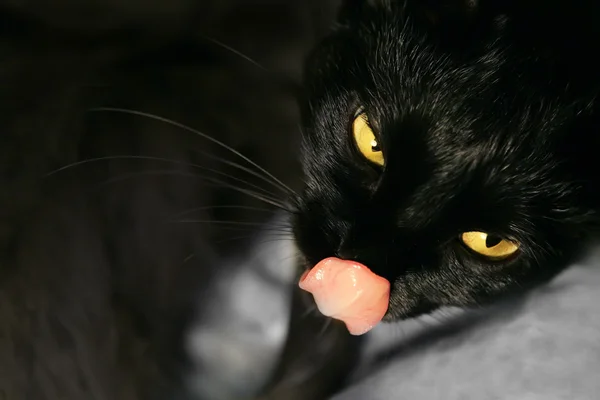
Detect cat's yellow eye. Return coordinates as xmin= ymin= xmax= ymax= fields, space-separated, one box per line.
xmin=460 ymin=231 xmax=520 ymax=260
xmin=352 ymin=113 xmax=384 ymax=166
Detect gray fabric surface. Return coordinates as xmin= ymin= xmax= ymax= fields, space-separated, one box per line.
xmin=185 ymin=214 xmax=297 ymax=399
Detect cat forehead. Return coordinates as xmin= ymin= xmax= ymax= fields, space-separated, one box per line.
xmin=310 ymin=17 xmax=562 ymax=148
xmin=326 ymin=0 xmax=516 ymax=93
xmin=304 ymin=15 xmax=510 ymax=127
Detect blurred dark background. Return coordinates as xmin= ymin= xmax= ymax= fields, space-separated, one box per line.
xmin=1 ymin=0 xmax=340 ymax=253
xmin=0 ymin=1 xmax=352 ymax=399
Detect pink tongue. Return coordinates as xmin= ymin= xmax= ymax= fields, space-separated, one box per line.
xmin=299 ymin=257 xmax=390 ymax=336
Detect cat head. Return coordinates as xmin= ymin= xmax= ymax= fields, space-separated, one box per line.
xmin=292 ymin=0 xmax=600 ymax=320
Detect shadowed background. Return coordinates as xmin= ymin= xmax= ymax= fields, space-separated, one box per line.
xmin=0 ymin=1 xmax=359 ymax=399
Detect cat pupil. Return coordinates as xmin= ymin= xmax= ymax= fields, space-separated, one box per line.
xmin=370 ymin=139 xmax=381 ymax=152
xmin=485 ymin=235 xmax=502 ymax=248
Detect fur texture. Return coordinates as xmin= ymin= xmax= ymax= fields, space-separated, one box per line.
xmin=293 ymin=0 xmax=600 ymax=321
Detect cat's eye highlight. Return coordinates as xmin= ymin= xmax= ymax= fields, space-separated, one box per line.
xmin=352 ymin=113 xmax=384 ymax=166
xmin=460 ymin=231 xmax=519 ymax=260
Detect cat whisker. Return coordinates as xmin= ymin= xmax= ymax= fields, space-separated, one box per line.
xmin=94 ymin=169 xmax=293 ymax=212
xmin=182 ymin=254 xmax=195 ymax=264
xmin=254 ymin=229 xmax=295 ymax=236
xmin=198 ymin=34 xmax=303 ymax=98
xmin=214 ymin=232 xmax=294 ymax=245
xmin=170 ymin=219 xmax=292 ymax=232
xmin=194 ymin=149 xmax=296 ymax=199
xmin=45 ymin=154 xmax=282 ymax=201
xmin=300 ymin=304 xmax=318 ymax=319
xmin=215 ymin=235 xmax=288 ymax=244
xmin=198 ymin=224 xmax=290 ymax=233
xmin=208 ymin=226 xmax=261 ymax=232
xmin=87 ymin=107 xmax=297 ymax=197
xmin=317 ymin=317 xmax=333 ymax=338
xmin=388 ymin=321 xmax=407 ymax=344
xmin=199 ymin=34 xmax=269 ymax=73
xmin=170 ymin=205 xmax=276 ymax=219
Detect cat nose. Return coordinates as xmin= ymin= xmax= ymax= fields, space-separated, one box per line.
xmin=335 ymin=237 xmax=356 ymax=260
xmin=336 ymin=244 xmax=365 ymax=262
xmin=335 ymin=249 xmax=355 ymax=260
xmin=334 ymin=235 xmax=347 ymax=256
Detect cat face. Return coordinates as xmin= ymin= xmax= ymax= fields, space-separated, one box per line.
xmin=292 ymin=0 xmax=599 ymax=320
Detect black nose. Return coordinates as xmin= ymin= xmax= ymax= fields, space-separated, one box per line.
xmin=336 ymin=246 xmax=382 ymax=268
xmin=334 ymin=235 xmax=350 ymax=259
xmin=335 ymin=250 xmax=352 ymax=261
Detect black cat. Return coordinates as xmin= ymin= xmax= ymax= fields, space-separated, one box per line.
xmin=3 ymin=0 xmax=600 ymax=399
xmin=293 ymin=0 xmax=600 ymax=323
xmin=268 ymin=1 xmax=600 ymax=398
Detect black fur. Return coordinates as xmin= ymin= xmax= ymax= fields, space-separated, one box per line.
xmin=293 ymin=0 xmax=600 ymax=320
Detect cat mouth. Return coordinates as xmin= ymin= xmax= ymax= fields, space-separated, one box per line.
xmin=298 ymin=257 xmax=390 ymax=335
